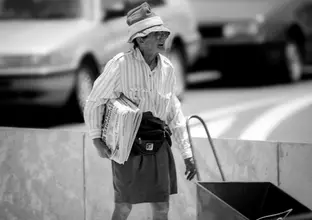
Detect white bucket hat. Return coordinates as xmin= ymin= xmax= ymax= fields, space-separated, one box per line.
xmin=126 ymin=2 xmax=171 ymax=43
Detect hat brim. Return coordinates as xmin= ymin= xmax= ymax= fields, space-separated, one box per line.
xmin=128 ymin=25 xmax=171 ymax=43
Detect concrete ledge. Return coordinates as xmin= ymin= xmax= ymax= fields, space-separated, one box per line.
xmin=0 ymin=128 xmax=84 ymax=220
xmin=278 ymin=142 xmax=312 ymax=209
xmin=190 ymin=138 xmax=278 ymax=184
xmin=0 ymin=128 xmax=311 ymax=219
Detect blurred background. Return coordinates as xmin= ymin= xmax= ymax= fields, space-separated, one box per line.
xmin=0 ymin=0 xmax=312 ymax=143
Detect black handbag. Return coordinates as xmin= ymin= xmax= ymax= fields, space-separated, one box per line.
xmin=131 ymin=112 xmax=172 ymax=156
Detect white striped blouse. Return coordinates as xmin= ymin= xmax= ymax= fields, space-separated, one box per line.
xmin=83 ymin=47 xmax=192 ymax=159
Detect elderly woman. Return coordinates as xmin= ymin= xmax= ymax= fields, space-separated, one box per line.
xmin=84 ymin=2 xmax=196 ymax=220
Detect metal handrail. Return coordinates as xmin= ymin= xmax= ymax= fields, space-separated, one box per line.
xmin=186 ymin=115 xmax=225 ymax=182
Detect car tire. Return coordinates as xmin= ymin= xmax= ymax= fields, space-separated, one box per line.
xmin=279 ymin=41 xmax=303 ymax=83
xmin=66 ymin=62 xmax=96 ymax=121
xmin=168 ymin=45 xmax=187 ymax=100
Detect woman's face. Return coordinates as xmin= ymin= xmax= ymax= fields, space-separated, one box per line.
xmin=139 ymin=31 xmax=170 ymax=55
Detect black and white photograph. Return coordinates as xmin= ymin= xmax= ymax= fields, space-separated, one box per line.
xmin=0 ymin=0 xmax=312 ymax=219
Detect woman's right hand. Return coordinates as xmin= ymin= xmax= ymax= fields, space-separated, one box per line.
xmin=92 ymin=138 xmax=112 ymax=158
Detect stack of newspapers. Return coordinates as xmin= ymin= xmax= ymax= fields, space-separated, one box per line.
xmin=101 ymin=94 xmax=142 ymax=164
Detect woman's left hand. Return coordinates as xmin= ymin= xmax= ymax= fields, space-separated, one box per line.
xmin=184 ymin=157 xmax=197 ymax=181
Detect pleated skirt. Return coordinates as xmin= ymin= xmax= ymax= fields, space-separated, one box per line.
xmin=111 ymin=141 xmax=177 ymax=204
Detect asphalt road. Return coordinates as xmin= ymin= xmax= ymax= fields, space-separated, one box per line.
xmin=1 ymin=69 xmax=312 ymax=145
xmin=184 ymin=76 xmax=312 ymax=144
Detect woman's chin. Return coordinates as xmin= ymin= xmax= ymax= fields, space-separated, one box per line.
xmin=157 ymin=46 xmax=166 ymax=52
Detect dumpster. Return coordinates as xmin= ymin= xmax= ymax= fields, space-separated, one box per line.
xmin=196 ymin=182 xmax=311 ymax=220
xmin=186 ymin=115 xmax=312 ymax=220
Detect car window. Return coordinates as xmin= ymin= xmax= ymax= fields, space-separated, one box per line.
xmin=297 ymin=4 xmax=312 ymax=27
xmin=0 ymin=0 xmax=83 ymax=19
xmin=101 ymin=0 xmax=126 ymax=21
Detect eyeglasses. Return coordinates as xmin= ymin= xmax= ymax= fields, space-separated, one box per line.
xmin=154 ymin=31 xmax=170 ymax=40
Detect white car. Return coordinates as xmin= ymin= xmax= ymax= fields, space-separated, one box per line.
xmin=0 ymin=0 xmax=201 ymax=119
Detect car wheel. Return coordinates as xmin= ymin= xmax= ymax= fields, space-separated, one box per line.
xmin=65 ymin=63 xmax=95 ymax=121
xmin=280 ymin=41 xmax=303 ymax=83
xmin=168 ymin=46 xmax=186 ymax=100
xmin=76 ymin=63 xmax=95 ymax=114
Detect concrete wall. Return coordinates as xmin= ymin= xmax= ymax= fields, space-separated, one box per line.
xmin=0 ymin=127 xmax=84 ymax=220
xmin=0 ymin=127 xmax=311 ymax=219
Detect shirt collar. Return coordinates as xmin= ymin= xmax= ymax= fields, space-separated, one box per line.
xmin=132 ymin=46 xmax=162 ymax=64
xmin=132 ymin=47 xmax=145 ymax=61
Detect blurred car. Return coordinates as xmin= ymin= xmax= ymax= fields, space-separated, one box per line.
xmin=0 ymin=0 xmax=201 ymax=118
xmin=191 ymin=0 xmax=312 ymax=83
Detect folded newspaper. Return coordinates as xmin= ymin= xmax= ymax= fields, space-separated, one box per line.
xmin=101 ymin=94 xmax=142 ymax=164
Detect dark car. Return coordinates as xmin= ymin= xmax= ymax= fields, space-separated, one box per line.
xmin=191 ymin=0 xmax=312 ymax=83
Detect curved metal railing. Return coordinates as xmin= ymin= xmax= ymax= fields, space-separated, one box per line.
xmin=186 ymin=115 xmax=225 ymax=182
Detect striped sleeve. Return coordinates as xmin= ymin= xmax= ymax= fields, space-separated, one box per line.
xmin=167 ymin=95 xmax=193 ymax=159
xmin=166 ymin=66 xmax=193 ymax=159
xmin=83 ymin=57 xmax=121 ymax=139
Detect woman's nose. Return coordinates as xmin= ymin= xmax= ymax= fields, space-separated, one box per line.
xmin=157 ymin=35 xmax=167 ymax=42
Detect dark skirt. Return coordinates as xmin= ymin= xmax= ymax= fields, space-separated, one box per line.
xmin=111 ymin=141 xmax=177 ymax=204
